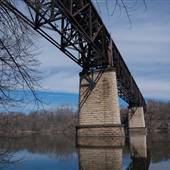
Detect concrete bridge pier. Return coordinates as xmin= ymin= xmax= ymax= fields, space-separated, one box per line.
xmin=76 ymin=68 xmax=124 ymax=137
xmin=128 ymin=106 xmax=146 ymax=134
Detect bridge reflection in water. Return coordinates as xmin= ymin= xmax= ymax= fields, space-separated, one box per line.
xmin=77 ymin=134 xmax=150 ymax=170
xmin=127 ymin=133 xmax=150 ymax=170
xmin=1 ymin=133 xmax=170 ymax=170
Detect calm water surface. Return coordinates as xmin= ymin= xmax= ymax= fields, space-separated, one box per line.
xmin=0 ymin=133 xmax=170 ymax=170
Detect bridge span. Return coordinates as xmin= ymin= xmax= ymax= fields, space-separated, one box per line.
xmin=1 ymin=0 xmax=147 ymax=137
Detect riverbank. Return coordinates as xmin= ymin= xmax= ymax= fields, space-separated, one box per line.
xmin=0 ymin=99 xmax=170 ymax=135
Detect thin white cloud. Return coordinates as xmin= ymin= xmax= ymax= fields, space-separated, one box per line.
xmin=41 ymin=71 xmax=79 ymax=94
xmin=33 ymin=1 xmax=170 ymax=100
xmin=136 ymin=77 xmax=170 ymax=100
xmin=113 ymin=23 xmax=170 ymax=43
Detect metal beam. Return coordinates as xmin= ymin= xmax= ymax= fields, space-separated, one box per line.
xmin=0 ymin=0 xmax=146 ymax=111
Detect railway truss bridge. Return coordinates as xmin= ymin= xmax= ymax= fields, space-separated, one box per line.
xmin=1 ymin=0 xmax=147 ymax=139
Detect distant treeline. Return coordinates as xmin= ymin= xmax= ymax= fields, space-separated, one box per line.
xmin=145 ymin=99 xmax=170 ymax=132
xmin=0 ymin=99 xmax=170 ymax=136
xmin=0 ymin=108 xmax=77 ymax=136
xmin=121 ymin=99 xmax=170 ymax=132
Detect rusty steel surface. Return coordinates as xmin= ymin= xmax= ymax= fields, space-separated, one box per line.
xmin=0 ymin=0 xmax=146 ymax=111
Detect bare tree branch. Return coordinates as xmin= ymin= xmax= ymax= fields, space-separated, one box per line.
xmin=0 ymin=1 xmax=42 ymax=109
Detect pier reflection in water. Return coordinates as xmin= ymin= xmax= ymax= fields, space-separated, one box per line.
xmin=77 ymin=134 xmax=150 ymax=170
xmin=77 ymin=136 xmax=124 ymax=170
xmin=127 ymin=133 xmax=150 ymax=170
xmin=0 ymin=133 xmax=170 ymax=170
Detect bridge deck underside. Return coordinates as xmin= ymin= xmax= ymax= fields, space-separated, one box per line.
xmin=1 ymin=0 xmax=146 ymax=111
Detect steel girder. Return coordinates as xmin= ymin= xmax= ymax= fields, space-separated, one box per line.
xmin=0 ymin=0 xmax=146 ymax=111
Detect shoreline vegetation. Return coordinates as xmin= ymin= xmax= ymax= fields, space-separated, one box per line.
xmin=0 ymin=99 xmax=170 ymax=137
xmin=0 ymin=107 xmax=77 ymax=137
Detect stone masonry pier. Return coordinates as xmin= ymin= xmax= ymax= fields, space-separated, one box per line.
xmin=76 ymin=68 xmax=124 ymax=137
xmin=128 ymin=107 xmax=146 ymax=134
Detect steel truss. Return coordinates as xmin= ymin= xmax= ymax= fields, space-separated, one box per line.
xmin=0 ymin=0 xmax=146 ymax=111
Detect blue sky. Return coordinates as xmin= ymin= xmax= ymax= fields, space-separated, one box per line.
xmin=4 ymin=0 xmax=170 ymax=113
xmin=37 ymin=1 xmax=170 ymax=98
xmin=2 ymin=90 xmax=79 ymax=114
xmin=94 ymin=0 xmax=170 ymax=100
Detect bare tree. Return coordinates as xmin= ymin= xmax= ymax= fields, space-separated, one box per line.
xmin=95 ymin=0 xmax=147 ymax=25
xmin=0 ymin=1 xmax=40 ymax=109
xmin=0 ymin=2 xmax=42 ymax=166
xmin=145 ymin=100 xmax=158 ymax=132
xmin=145 ymin=99 xmax=170 ymax=132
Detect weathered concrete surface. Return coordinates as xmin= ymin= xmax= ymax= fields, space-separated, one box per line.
xmin=77 ymin=136 xmax=125 ymax=147
xmin=77 ymin=125 xmax=124 ymax=137
xmin=77 ymin=68 xmax=124 ymax=137
xmin=78 ymin=147 xmax=123 ymax=170
xmin=128 ymin=107 xmax=146 ymax=134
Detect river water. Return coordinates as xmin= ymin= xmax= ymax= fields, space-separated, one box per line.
xmin=0 ymin=133 xmax=170 ymax=170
